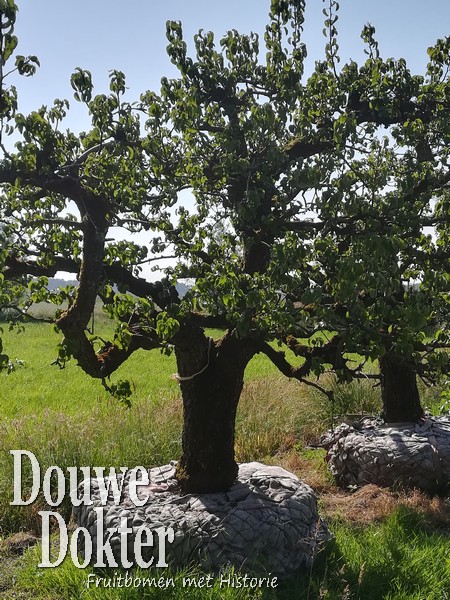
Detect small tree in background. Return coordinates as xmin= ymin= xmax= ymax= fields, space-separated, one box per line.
xmin=1 ymin=0 xmax=449 ymax=492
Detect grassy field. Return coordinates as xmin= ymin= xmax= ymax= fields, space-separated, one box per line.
xmin=0 ymin=320 xmax=449 ymax=599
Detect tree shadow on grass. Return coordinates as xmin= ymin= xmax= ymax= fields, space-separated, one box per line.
xmin=275 ymin=506 xmax=450 ymax=600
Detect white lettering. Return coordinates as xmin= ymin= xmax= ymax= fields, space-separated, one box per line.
xmin=10 ymin=450 xmax=40 ymax=506
xmin=154 ymin=526 xmax=174 ymax=567
xmin=42 ymin=465 xmax=65 ymax=506
xmin=68 ymin=466 xmax=93 ymax=506
xmin=134 ymin=525 xmax=154 ymax=568
xmin=94 ymin=467 xmax=128 ymax=505
xmin=70 ymin=526 xmax=92 ymax=568
xmin=94 ymin=507 xmax=118 ymax=567
xmin=117 ymin=516 xmax=133 ymax=568
xmin=128 ymin=467 xmax=149 ymax=506
xmin=38 ymin=511 xmax=68 ymax=567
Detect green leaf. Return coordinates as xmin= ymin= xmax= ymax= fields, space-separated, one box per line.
xmin=3 ymin=34 xmax=17 ymax=61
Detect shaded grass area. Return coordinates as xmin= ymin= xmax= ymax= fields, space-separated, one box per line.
xmin=0 ymin=322 xmax=449 ymax=599
xmin=306 ymin=508 xmax=450 ymax=600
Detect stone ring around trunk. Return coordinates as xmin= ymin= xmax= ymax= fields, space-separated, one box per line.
xmin=73 ymin=461 xmax=330 ymax=578
xmin=322 ymin=416 xmax=450 ymax=493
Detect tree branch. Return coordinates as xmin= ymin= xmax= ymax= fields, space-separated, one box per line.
xmin=257 ymin=341 xmax=334 ymax=399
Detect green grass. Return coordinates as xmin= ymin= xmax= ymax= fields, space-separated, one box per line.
xmin=0 ymin=321 xmax=449 ymax=599
xmin=300 ymin=508 xmax=450 ymax=600
xmin=1 ymin=321 xmax=179 ymax=418
xmin=3 ymin=508 xmax=448 ymax=600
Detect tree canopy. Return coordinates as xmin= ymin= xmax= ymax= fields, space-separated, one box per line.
xmin=1 ymin=0 xmax=449 ymax=490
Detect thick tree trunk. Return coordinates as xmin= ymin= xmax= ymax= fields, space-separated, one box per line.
xmin=174 ymin=328 xmax=253 ymax=494
xmin=380 ymin=353 xmax=424 ymax=423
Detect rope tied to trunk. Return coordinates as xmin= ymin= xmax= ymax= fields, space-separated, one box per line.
xmin=172 ymin=337 xmax=213 ymax=382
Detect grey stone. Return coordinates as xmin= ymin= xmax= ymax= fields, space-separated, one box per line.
xmin=73 ymin=461 xmax=329 ymax=578
xmin=322 ymin=416 xmax=450 ymax=492
xmin=227 ymin=482 xmax=251 ymax=503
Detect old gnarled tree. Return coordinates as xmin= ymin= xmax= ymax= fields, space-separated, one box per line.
xmin=1 ymin=0 xmax=449 ymax=492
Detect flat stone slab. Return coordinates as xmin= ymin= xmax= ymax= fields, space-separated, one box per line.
xmin=322 ymin=416 xmax=450 ymax=492
xmin=73 ymin=461 xmax=330 ymax=577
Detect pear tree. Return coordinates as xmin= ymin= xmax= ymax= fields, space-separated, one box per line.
xmin=1 ymin=0 xmax=449 ymax=493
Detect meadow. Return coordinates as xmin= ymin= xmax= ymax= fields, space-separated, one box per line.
xmin=0 ymin=317 xmax=449 ymax=599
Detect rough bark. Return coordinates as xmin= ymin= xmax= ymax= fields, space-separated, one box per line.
xmin=174 ymin=327 xmax=254 ymax=493
xmin=380 ymin=353 xmax=424 ymax=423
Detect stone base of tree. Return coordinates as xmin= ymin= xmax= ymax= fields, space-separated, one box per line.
xmin=322 ymin=416 xmax=450 ymax=492
xmin=73 ymin=461 xmax=330 ymax=578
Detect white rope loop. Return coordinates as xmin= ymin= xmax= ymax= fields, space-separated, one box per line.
xmin=172 ymin=337 xmax=213 ymax=382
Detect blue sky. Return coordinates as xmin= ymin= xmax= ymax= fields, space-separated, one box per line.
xmin=12 ymin=0 xmax=450 ymax=132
